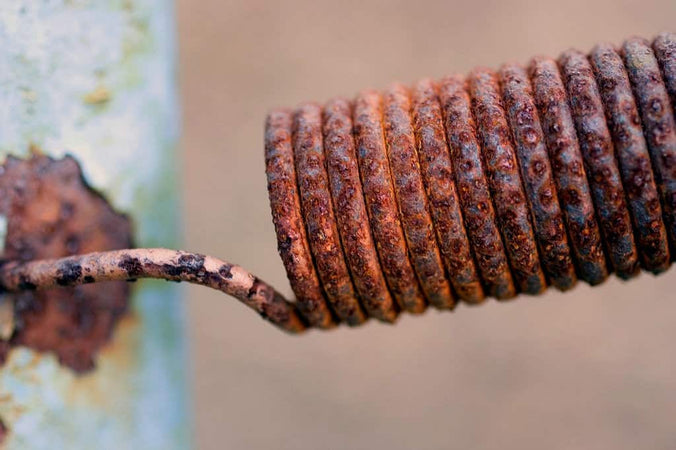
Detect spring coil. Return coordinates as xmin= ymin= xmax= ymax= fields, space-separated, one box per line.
xmin=265 ymin=33 xmax=676 ymax=329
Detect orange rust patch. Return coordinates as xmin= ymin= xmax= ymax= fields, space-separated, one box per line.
xmin=0 ymin=154 xmax=132 ymax=374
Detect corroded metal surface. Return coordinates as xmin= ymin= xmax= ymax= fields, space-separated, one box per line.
xmin=353 ymin=90 xmax=425 ymax=313
xmin=622 ymin=38 xmax=676 ymax=253
xmin=0 ymin=155 xmax=132 ymax=373
xmin=292 ymin=104 xmax=364 ymax=325
xmin=264 ymin=33 xmax=676 ymax=328
xmin=410 ymin=79 xmax=484 ymax=303
xmin=560 ymin=50 xmax=639 ymax=278
xmin=529 ymin=57 xmax=608 ymax=285
xmin=322 ymin=98 xmax=397 ymax=322
xmin=654 ymin=32 xmax=676 ymax=115
xmin=0 ymin=248 xmax=308 ymax=334
xmin=265 ymin=110 xmax=333 ymax=329
xmin=500 ymin=63 xmax=577 ymax=290
xmin=469 ymin=68 xmax=546 ymax=294
xmin=590 ymin=44 xmax=670 ymax=273
xmin=382 ymin=84 xmax=453 ymax=310
xmin=438 ymin=75 xmax=516 ymax=300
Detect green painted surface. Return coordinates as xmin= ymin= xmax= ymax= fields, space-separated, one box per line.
xmin=0 ymin=1 xmax=189 ymax=448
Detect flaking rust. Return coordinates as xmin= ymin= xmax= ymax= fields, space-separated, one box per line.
xmin=0 ymin=154 xmax=132 ymax=373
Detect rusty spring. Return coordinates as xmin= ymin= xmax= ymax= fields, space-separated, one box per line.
xmin=1 ymin=33 xmax=675 ymax=335
xmin=265 ymin=33 xmax=676 ymax=329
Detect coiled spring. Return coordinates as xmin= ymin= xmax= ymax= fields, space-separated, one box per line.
xmin=265 ymin=33 xmax=676 ymax=329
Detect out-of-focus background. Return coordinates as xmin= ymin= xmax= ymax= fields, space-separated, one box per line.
xmin=177 ymin=1 xmax=676 ymax=448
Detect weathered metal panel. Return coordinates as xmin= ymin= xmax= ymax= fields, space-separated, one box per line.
xmin=0 ymin=1 xmax=189 ymax=448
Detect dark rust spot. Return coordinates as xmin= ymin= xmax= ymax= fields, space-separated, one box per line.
xmin=55 ymin=261 xmax=82 ymax=286
xmin=176 ymin=253 xmax=206 ymax=276
xmin=17 ymin=275 xmax=36 ymax=291
xmin=118 ymin=255 xmax=143 ymax=278
xmin=219 ymin=263 xmax=233 ymax=279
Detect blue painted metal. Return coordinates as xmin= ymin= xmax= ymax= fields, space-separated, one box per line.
xmin=0 ymin=1 xmax=189 ymax=448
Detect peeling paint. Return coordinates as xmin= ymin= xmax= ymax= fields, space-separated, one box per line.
xmin=83 ymin=85 xmax=112 ymax=105
xmin=0 ymin=0 xmax=188 ymax=448
xmin=0 ymin=154 xmax=133 ymax=374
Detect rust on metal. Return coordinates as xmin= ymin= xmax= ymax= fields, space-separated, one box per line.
xmin=622 ymin=37 xmax=676 ymax=255
xmin=322 ymin=98 xmax=398 ymax=322
xmin=438 ymin=75 xmax=517 ymax=300
xmin=653 ymin=32 xmax=676 ymax=116
xmin=261 ymin=34 xmax=674 ymax=328
xmin=0 ymin=248 xmax=308 ymax=334
xmin=500 ymin=63 xmax=577 ymax=290
xmin=265 ymin=109 xmax=334 ymax=328
xmin=411 ymin=78 xmax=485 ymax=303
xmin=529 ymin=57 xmax=609 ymax=285
xmin=382 ymin=84 xmax=454 ymax=310
xmin=292 ymin=103 xmax=366 ymax=325
xmin=590 ymin=43 xmax=670 ymax=273
xmin=0 ymin=154 xmax=132 ymax=373
xmin=4 ymin=34 xmax=675 ymax=335
xmin=469 ymin=68 xmax=547 ymax=294
xmin=353 ymin=90 xmax=426 ymax=313
xmin=559 ymin=49 xmax=639 ymax=278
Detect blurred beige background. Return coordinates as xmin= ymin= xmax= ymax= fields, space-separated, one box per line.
xmin=176 ymin=1 xmax=676 ymax=448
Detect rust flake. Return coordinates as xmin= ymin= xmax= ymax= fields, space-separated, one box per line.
xmin=0 ymin=154 xmax=132 ymax=373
